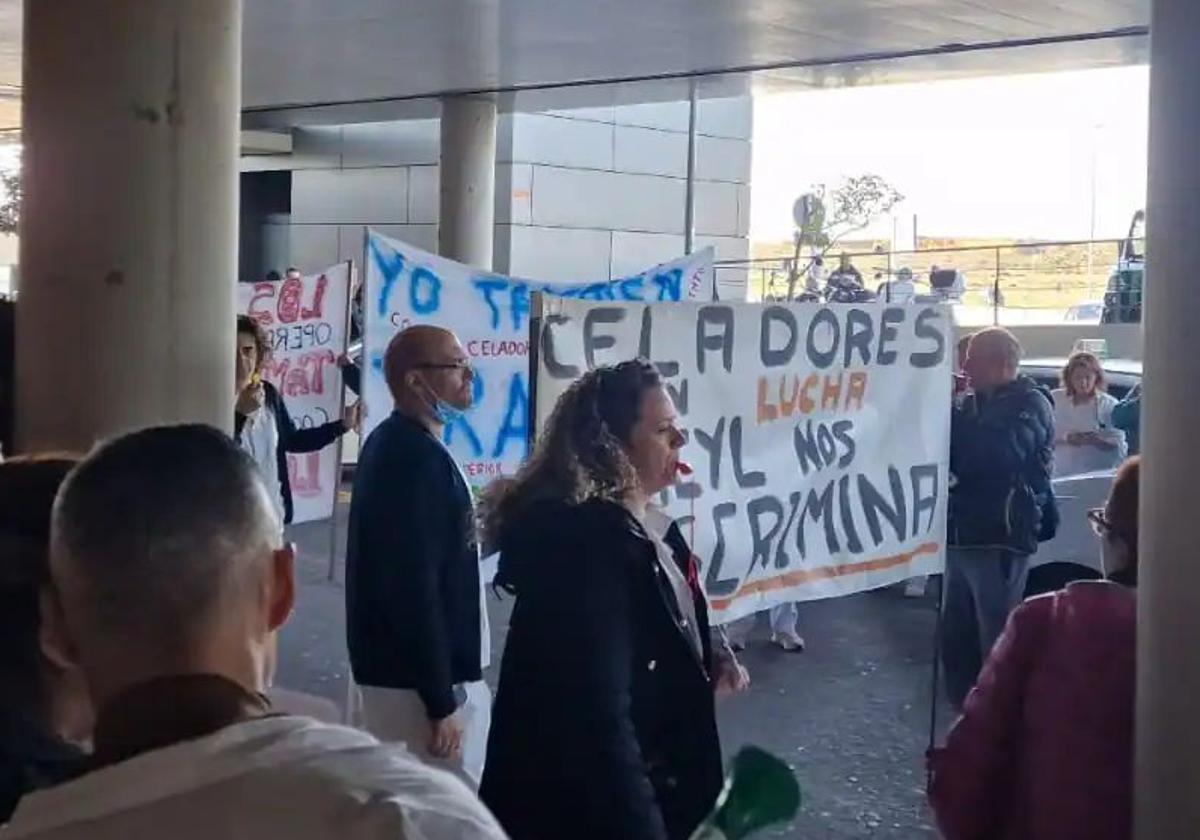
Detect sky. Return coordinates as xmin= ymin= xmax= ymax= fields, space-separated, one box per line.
xmin=750 ymin=66 xmax=1149 ymax=244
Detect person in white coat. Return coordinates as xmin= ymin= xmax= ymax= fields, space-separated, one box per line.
xmin=1051 ymin=351 xmax=1127 ymax=478
xmin=3 ymin=425 xmax=505 ymax=840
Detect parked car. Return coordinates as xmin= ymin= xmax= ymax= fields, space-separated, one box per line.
xmin=1064 ymin=301 xmax=1103 ymax=323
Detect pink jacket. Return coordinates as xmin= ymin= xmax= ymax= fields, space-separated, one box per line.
xmin=929 ymin=581 xmax=1136 ymax=840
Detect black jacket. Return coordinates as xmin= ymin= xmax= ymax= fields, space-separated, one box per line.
xmin=234 ymin=381 xmax=344 ymax=525
xmin=345 ymin=412 xmax=482 ymax=720
xmin=949 ymin=376 xmax=1056 ymax=554
xmin=480 ymin=499 xmax=723 ymax=840
xmin=0 ymin=709 xmax=84 ymax=822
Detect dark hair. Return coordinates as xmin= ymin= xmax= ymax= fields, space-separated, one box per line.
xmin=236 ymin=314 xmax=270 ymax=372
xmin=1062 ymin=351 xmax=1106 ymax=398
xmin=481 ymin=360 xmax=662 ymax=549
xmin=265 ymin=270 xmax=282 ymax=283
xmin=53 ymin=425 xmax=278 ymax=662
xmin=0 ymin=456 xmax=78 ymax=718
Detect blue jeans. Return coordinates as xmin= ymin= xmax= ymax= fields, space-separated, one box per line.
xmin=941 ymin=548 xmax=1030 ymax=707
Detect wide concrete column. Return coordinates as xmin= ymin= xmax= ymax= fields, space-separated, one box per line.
xmin=17 ymin=0 xmax=241 ymax=452
xmin=439 ymin=96 xmax=497 ymax=270
xmin=1137 ymin=1 xmax=1200 ymax=837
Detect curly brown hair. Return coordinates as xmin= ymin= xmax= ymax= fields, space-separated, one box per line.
xmin=236 ymin=314 xmax=270 ymax=373
xmin=481 ymin=359 xmax=662 ymax=551
xmin=1061 ymin=351 xmax=1106 ymax=399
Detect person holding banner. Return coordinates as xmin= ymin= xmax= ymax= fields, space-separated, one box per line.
xmin=345 ymin=325 xmax=491 ymax=789
xmin=235 ymin=316 xmax=359 ymax=525
xmin=479 ymin=360 xmax=747 ymax=840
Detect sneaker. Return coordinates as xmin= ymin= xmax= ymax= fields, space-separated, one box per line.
xmin=729 ymin=638 xmax=746 ymax=653
xmin=770 ymin=631 xmax=806 ymax=652
xmin=903 ymin=577 xmax=927 ymax=598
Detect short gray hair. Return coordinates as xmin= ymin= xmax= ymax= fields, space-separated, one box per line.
xmin=968 ymin=327 xmax=1022 ymax=369
xmin=51 ymin=425 xmax=280 ymax=663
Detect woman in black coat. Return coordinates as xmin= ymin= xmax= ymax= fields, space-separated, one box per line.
xmin=479 ymin=360 xmax=748 ymax=840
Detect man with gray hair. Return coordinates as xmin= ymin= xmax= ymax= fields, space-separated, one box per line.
xmin=4 ymin=425 xmax=505 ymax=840
xmin=943 ymin=328 xmax=1057 ymax=708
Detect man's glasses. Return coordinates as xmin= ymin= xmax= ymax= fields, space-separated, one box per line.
xmin=415 ymin=361 xmax=471 ymax=372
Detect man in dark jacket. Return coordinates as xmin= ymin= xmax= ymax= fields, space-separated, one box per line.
xmin=345 ymin=325 xmax=488 ymax=788
xmin=943 ymin=327 xmax=1055 ymax=708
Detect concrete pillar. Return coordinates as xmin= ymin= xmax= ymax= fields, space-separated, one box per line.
xmin=1137 ymin=1 xmax=1200 ymax=837
xmin=17 ymin=0 xmax=241 ymax=452
xmin=439 ymin=96 xmax=497 ymax=270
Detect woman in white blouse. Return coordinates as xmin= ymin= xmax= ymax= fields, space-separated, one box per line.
xmin=1051 ymin=351 xmax=1127 ymax=477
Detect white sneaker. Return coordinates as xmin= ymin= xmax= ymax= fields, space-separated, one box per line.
xmin=771 ymin=630 xmax=806 ymax=652
xmin=904 ymin=577 xmax=927 ymax=598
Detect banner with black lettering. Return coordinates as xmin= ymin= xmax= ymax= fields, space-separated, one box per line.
xmin=239 ymin=263 xmax=352 ymax=524
xmin=534 ymin=300 xmax=951 ymax=622
xmin=363 ymin=229 xmax=714 ymax=493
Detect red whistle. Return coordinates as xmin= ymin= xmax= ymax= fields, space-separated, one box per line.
xmin=676 ymin=460 xmax=694 ymax=476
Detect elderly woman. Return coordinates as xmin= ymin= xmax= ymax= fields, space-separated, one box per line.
xmin=479 ymin=360 xmax=747 ymax=840
xmin=930 ymin=456 xmax=1139 ymax=840
xmin=1051 ymin=351 xmax=1126 ymax=477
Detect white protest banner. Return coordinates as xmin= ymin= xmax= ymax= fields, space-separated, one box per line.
xmin=534 ymin=300 xmax=951 ymax=622
xmin=239 ymin=262 xmax=353 ymax=523
xmin=362 ymin=228 xmax=714 ymax=491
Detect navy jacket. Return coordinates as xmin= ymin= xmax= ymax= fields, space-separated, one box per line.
xmin=234 ymin=381 xmax=344 ymax=524
xmin=345 ymin=412 xmax=482 ymax=720
xmin=481 ymin=499 xmax=723 ymax=840
xmin=949 ymin=376 xmax=1056 ymax=555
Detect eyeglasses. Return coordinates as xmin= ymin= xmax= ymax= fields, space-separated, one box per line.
xmin=414 ymin=361 xmax=471 ymax=373
xmin=1087 ymin=507 xmax=1111 ymax=538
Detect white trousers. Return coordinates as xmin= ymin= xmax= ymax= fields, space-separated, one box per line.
xmin=728 ymin=602 xmax=799 ymax=643
xmin=358 ymin=681 xmax=492 ymax=790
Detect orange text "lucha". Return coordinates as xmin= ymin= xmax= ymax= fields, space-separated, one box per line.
xmin=757 ymin=372 xmax=869 ymax=424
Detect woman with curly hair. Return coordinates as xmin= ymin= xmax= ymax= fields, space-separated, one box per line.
xmin=1051 ymin=351 xmax=1126 ymax=477
xmin=479 ymin=359 xmax=747 ymax=840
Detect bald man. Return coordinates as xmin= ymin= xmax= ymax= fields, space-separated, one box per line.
xmin=346 ymin=326 xmax=491 ymax=787
xmin=944 ymin=327 xmax=1056 ymax=708
xmin=5 ymin=425 xmax=505 ymax=840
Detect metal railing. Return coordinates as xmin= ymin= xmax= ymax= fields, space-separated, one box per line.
xmin=715 ymin=237 xmax=1145 ymax=326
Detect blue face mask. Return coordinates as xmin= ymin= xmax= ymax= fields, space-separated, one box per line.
xmin=419 ymin=377 xmax=465 ymax=426
xmin=431 ymin=397 xmax=464 ymax=425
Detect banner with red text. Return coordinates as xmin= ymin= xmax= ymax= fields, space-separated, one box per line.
xmin=535 ymin=300 xmax=951 ymax=622
xmin=363 ymin=229 xmax=714 ymax=493
xmin=239 ymin=262 xmax=352 ymax=523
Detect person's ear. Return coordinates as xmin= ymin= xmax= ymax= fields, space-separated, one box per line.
xmin=267 ymin=544 xmax=296 ymax=633
xmin=39 ymin=585 xmax=80 ymax=674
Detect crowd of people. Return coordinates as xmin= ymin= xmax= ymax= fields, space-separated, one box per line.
xmin=0 ymin=311 xmax=1144 ymax=840
xmin=932 ymin=327 xmax=1141 ymax=840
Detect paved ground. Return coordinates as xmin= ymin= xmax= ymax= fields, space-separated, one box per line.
xmin=280 ymin=505 xmax=951 ymax=839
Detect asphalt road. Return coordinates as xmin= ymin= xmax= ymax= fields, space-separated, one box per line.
xmin=280 ymin=505 xmax=951 ymax=839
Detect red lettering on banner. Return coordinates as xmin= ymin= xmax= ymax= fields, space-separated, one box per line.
xmin=300 ymin=274 xmax=328 ymax=320
xmin=278 ymin=277 xmax=303 ymax=324
xmin=463 ymin=461 xmax=504 ymax=477
xmin=288 ymin=452 xmax=323 ymax=499
xmin=261 ymin=349 xmax=337 ymax=397
xmin=248 ymin=276 xmax=331 ymax=327
xmin=248 ymin=283 xmax=276 ymax=326
xmin=465 ymin=339 xmax=529 ymax=358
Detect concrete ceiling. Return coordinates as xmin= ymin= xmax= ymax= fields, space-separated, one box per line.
xmin=0 ymin=0 xmax=1150 ymax=131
